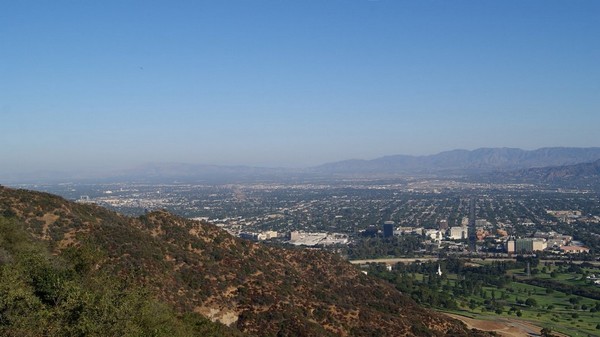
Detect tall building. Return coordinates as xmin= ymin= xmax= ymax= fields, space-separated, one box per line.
xmin=468 ymin=198 xmax=477 ymax=250
xmin=438 ymin=220 xmax=448 ymax=231
xmin=383 ymin=221 xmax=395 ymax=238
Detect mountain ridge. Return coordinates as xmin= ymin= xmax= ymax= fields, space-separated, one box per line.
xmin=522 ymin=158 xmax=600 ymax=180
xmin=486 ymin=158 xmax=600 ymax=190
xmin=313 ymin=147 xmax=600 ymax=175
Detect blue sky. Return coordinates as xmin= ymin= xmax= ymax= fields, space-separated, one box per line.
xmin=1 ymin=1 xmax=599 ymax=175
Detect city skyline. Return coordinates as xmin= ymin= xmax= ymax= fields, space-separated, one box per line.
xmin=2 ymin=1 xmax=599 ymax=175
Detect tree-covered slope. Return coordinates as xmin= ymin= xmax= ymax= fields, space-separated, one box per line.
xmin=0 ymin=216 xmax=240 ymax=337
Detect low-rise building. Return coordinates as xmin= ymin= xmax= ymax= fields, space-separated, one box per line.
xmin=397 ymin=227 xmax=423 ymax=235
xmin=506 ymin=238 xmax=547 ymax=253
xmin=560 ymin=246 xmax=590 ymax=254
xmin=240 ymin=230 xmax=278 ymax=241
xmin=289 ymin=231 xmax=348 ymax=246
xmin=263 ymin=230 xmax=278 ymax=239
xmin=448 ymin=226 xmax=468 ymax=240
xmin=424 ymin=229 xmax=442 ymax=242
xmin=475 ymin=219 xmax=490 ymax=227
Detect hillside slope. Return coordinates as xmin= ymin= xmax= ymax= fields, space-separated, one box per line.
xmin=0 ymin=186 xmax=492 ymax=336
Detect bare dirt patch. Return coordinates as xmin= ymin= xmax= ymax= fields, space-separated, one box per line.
xmin=39 ymin=213 xmax=59 ymax=240
xmin=58 ymin=230 xmax=77 ymax=249
xmin=195 ymin=306 xmax=239 ymax=326
xmin=444 ymin=313 xmax=541 ymax=337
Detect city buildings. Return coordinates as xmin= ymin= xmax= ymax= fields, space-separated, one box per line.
xmin=289 ymin=231 xmax=348 ymax=246
xmin=505 ymin=238 xmax=547 ymax=253
xmin=438 ymin=220 xmax=448 ymax=231
xmin=383 ymin=221 xmax=395 ymax=238
xmin=560 ymin=246 xmax=590 ymax=254
xmin=448 ymin=226 xmax=468 ymax=240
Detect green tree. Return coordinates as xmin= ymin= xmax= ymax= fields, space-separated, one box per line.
xmin=540 ymin=327 xmax=553 ymax=337
xmin=525 ymin=298 xmax=537 ymax=307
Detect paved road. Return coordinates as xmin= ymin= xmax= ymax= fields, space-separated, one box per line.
xmin=349 ymin=256 xmax=600 ymax=266
xmin=349 ymin=257 xmax=439 ymax=265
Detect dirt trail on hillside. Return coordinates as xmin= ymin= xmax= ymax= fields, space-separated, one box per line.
xmin=443 ymin=313 xmax=568 ymax=337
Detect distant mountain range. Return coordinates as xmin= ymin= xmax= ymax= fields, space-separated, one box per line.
xmin=487 ymin=158 xmax=600 ymax=189
xmin=523 ymin=158 xmax=600 ymax=180
xmin=313 ymin=147 xmax=600 ymax=175
xmin=3 ymin=147 xmax=600 ymax=184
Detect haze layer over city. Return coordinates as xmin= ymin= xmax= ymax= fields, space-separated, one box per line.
xmin=2 ymin=1 xmax=599 ymax=180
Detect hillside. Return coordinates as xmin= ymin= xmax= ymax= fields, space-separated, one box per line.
xmin=0 ymin=186 xmax=493 ymax=336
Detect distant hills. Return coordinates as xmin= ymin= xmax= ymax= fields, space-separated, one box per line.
xmin=109 ymin=147 xmax=600 ymax=182
xmin=313 ymin=147 xmax=600 ymax=175
xmin=3 ymin=147 xmax=600 ymax=184
xmin=0 ymin=186 xmax=492 ymax=336
xmin=521 ymin=158 xmax=600 ymax=180
xmin=487 ymin=158 xmax=600 ymax=190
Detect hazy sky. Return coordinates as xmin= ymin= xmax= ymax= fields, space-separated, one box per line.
xmin=1 ymin=1 xmax=599 ymax=174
